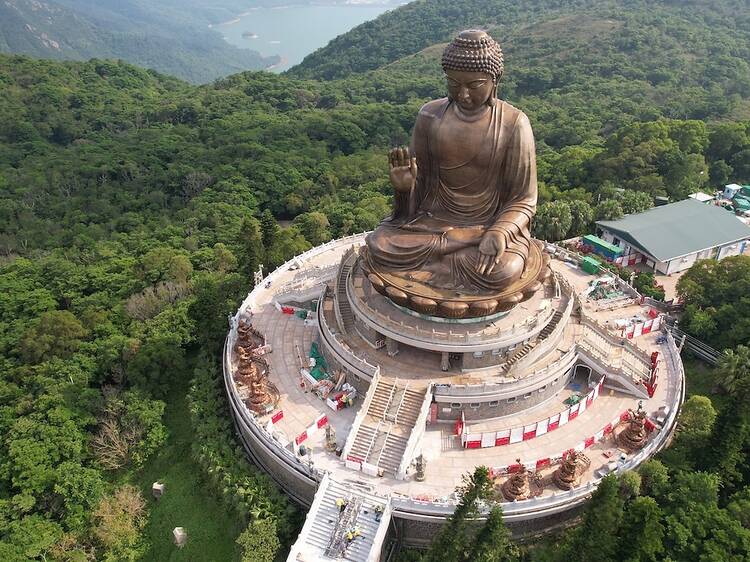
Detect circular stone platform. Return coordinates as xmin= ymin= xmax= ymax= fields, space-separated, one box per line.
xmin=222 ymin=233 xmax=686 ymax=554
xmin=362 ymin=240 xmax=552 ymax=319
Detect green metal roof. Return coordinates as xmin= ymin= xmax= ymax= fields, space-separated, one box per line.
xmin=596 ymin=199 xmax=750 ymax=262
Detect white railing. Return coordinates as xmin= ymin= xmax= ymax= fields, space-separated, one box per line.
xmin=236 ymin=232 xmax=369 ymax=319
xmin=317 ymin=292 xmax=381 ymax=379
xmin=350 ymin=281 xmax=558 ymax=347
xmin=341 ymin=370 xmax=383 ymax=461
xmin=433 ymin=346 xmax=578 ymax=401
xmin=396 ymin=384 xmax=434 ymax=479
xmin=224 ymin=235 xmax=685 ymax=526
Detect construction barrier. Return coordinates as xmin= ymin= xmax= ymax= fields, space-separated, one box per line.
xmin=295 ymin=413 xmax=329 ymax=446
xmin=621 ymin=314 xmax=662 ymax=339
xmin=462 ymin=378 xmax=605 ymax=449
xmin=489 ymin=409 xmax=634 ymax=476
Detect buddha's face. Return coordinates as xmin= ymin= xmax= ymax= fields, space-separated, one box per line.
xmin=445 ymin=69 xmax=495 ymax=112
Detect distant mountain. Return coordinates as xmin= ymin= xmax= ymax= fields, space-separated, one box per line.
xmin=0 ymin=0 xmax=280 ymax=83
xmin=288 ymin=0 xmax=750 ymax=82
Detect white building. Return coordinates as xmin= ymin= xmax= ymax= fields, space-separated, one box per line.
xmin=596 ymin=199 xmax=750 ymax=275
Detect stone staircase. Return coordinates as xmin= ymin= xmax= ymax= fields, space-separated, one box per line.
xmin=334 ymin=249 xmax=357 ymax=334
xmin=502 ymin=308 xmax=565 ymax=373
xmin=344 ymin=378 xmax=427 ymax=476
xmin=287 ymin=474 xmax=390 ymax=562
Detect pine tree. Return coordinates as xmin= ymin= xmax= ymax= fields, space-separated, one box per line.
xmin=423 ymin=466 xmax=494 ymax=562
xmin=260 ymin=209 xmax=279 ymax=250
xmin=238 ymin=216 xmax=264 ymax=281
xmin=566 ymin=474 xmax=624 ymax=562
xmin=469 ymin=507 xmax=519 ymax=562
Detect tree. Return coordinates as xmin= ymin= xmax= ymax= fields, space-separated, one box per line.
xmin=423 ymin=466 xmax=494 ymax=562
xmin=568 ymin=199 xmax=594 ymax=237
xmin=260 ymin=209 xmax=279 ymax=250
xmin=533 ymin=201 xmax=572 ymax=241
xmin=715 ymin=345 xmax=750 ymax=399
xmin=679 ymin=395 xmax=717 ymax=435
xmin=618 ymin=496 xmax=664 ymax=562
xmin=91 ymin=390 xmax=166 ymax=470
xmin=619 ymin=470 xmax=642 ymax=500
xmin=469 ymin=506 xmax=519 ymax=562
xmin=92 ymin=485 xmax=147 ymax=561
xmin=293 ymin=211 xmax=332 ymax=246
xmin=238 ymin=216 xmax=264 ymax=279
xmin=53 ymin=461 xmax=106 ymax=531
xmin=703 ymin=399 xmax=750 ymax=495
xmin=638 ymin=460 xmax=670 ymax=500
xmin=236 ymin=519 xmax=281 ymax=562
xmin=19 ymin=310 xmax=88 ymax=364
xmin=619 ymin=190 xmax=653 ymax=215
xmin=727 ymin=487 xmax=750 ymax=528
xmin=565 ymin=475 xmax=624 ymax=561
xmin=595 ymin=199 xmax=624 ymax=221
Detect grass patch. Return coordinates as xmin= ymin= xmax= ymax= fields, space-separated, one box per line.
xmin=135 ymin=386 xmax=241 ymax=562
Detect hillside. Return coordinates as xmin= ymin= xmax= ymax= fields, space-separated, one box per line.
xmin=2 ymin=1 xmax=750 ymax=559
xmin=288 ymin=0 xmax=750 ymax=85
xmin=0 ymin=0 xmax=279 ymax=83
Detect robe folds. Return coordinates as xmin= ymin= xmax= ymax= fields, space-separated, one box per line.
xmin=366 ymin=98 xmax=538 ymax=291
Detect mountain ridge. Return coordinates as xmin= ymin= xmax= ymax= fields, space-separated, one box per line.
xmin=0 ymin=0 xmax=280 ymax=83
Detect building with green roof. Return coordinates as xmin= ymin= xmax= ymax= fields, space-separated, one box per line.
xmin=595 ymin=198 xmax=750 ymax=275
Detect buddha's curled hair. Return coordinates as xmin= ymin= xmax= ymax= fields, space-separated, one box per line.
xmin=441 ymin=30 xmax=504 ymax=82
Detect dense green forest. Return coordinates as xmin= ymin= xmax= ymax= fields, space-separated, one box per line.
xmin=0 ymin=0 xmax=279 ymax=83
xmin=2 ymin=0 xmax=750 ymax=559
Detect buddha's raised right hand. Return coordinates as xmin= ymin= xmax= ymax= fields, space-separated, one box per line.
xmin=389 ymin=147 xmax=417 ymax=193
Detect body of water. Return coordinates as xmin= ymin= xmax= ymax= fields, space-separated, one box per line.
xmin=215 ymin=3 xmax=394 ymax=72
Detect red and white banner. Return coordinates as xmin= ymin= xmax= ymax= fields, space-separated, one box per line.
xmin=622 ymin=315 xmax=662 ymax=339
xmin=489 ymin=409 xmax=641 ymax=476
xmin=463 ymin=378 xmax=605 ymax=449
xmin=295 ymin=414 xmax=328 ymax=446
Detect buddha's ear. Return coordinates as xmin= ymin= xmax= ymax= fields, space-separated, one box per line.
xmin=486 ymin=81 xmax=498 ymax=106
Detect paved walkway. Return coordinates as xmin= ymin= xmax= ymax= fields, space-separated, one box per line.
xmin=227 ymin=243 xmax=677 ymax=503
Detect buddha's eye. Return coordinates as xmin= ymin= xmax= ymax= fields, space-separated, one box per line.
xmin=469 ymin=81 xmax=488 ymax=89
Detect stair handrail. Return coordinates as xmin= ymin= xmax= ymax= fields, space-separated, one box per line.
xmin=379 ymin=378 xmax=398 ymax=423
xmin=395 ymin=384 xmax=434 ymax=480
xmin=362 ymin=419 xmax=383 ymax=465
xmin=340 ymin=370 xmax=382 ymax=460
xmin=390 ymin=381 xmax=410 ymax=426
xmin=374 ymin=421 xmax=396 ymax=470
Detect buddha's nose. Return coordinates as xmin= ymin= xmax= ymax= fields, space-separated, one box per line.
xmin=458 ymin=87 xmax=470 ymax=101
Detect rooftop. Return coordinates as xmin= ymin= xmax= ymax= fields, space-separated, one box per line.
xmin=597 ymin=198 xmax=750 ymax=261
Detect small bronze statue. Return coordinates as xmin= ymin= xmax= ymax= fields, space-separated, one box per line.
xmin=501 ymin=460 xmax=532 ymax=501
xmin=415 ymin=454 xmax=426 ymax=482
xmin=618 ymin=408 xmax=649 ymax=451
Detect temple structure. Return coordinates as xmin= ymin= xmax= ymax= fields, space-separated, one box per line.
xmin=221 ymin=30 xmax=685 ymax=561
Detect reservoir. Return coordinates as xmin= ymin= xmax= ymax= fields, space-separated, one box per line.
xmin=216 ymin=4 xmax=394 ymax=72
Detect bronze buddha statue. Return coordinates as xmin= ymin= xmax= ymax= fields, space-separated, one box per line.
xmin=363 ymin=30 xmax=547 ymax=318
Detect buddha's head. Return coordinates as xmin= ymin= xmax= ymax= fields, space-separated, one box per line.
xmin=442 ymin=30 xmax=504 ymax=111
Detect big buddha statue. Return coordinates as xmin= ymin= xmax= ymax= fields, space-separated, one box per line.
xmin=362 ymin=30 xmax=549 ymax=318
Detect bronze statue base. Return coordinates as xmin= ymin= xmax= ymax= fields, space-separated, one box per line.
xmin=361 ymin=240 xmax=550 ymax=319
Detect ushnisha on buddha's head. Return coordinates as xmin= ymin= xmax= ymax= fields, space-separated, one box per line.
xmin=441 ymin=29 xmax=504 ymax=112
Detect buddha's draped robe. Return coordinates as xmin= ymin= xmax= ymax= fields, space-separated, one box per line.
xmin=366 ymin=98 xmax=538 ymax=291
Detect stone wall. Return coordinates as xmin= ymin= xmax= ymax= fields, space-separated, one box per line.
xmin=354 ymin=315 xmax=382 ymax=348
xmin=435 ymin=366 xmax=575 ymax=421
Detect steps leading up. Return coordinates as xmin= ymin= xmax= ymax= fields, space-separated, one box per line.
xmin=287 ymin=474 xmax=390 ymax=562
xmin=343 ymin=377 xmax=430 ymax=476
